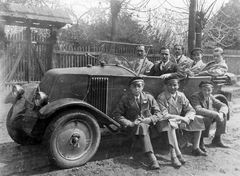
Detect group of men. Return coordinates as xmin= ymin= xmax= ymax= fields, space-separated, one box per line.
xmin=134 ymin=44 xmax=228 ymax=78
xmin=112 ymin=45 xmax=229 ymax=170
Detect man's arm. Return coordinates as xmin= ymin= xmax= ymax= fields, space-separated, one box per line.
xmin=170 ymin=64 xmax=187 ymax=79
xmin=112 ymin=97 xmax=133 ymax=128
xmin=190 ymin=93 xmax=220 ymax=118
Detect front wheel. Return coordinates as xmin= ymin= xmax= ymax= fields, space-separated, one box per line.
xmin=44 ymin=109 xmax=101 ymax=168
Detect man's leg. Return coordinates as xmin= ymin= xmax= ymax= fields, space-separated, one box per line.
xmin=212 ymin=116 xmax=229 ymax=148
xmin=137 ymin=123 xmax=160 ymax=169
xmin=200 ymin=116 xmax=212 ymax=152
xmin=192 ymin=131 xmax=207 ymax=156
xmin=167 ymin=129 xmax=184 ymax=167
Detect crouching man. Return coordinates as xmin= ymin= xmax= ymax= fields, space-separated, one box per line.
xmin=190 ymin=81 xmax=229 ymax=150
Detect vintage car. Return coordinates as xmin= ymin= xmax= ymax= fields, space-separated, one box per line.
xmin=4 ymin=42 xmax=236 ymax=169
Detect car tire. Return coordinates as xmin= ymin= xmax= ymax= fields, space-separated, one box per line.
xmin=6 ymin=107 xmax=39 ymax=145
xmin=44 ymin=109 xmax=101 ymax=168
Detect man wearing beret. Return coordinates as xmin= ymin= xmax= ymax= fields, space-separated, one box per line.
xmin=170 ymin=44 xmax=194 ymax=71
xmin=186 ymin=48 xmax=206 ymax=76
xmin=157 ymin=75 xmax=207 ymax=166
xmin=190 ymin=81 xmax=229 ymax=150
xmin=148 ymin=47 xmax=186 ymax=79
xmin=131 ymin=45 xmax=154 ymax=75
xmin=198 ymin=47 xmax=228 ymax=77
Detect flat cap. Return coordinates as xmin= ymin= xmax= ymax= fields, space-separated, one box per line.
xmin=191 ymin=47 xmax=203 ymax=55
xmin=129 ymin=77 xmax=144 ymax=85
xmin=136 ymin=45 xmax=145 ymax=51
xmin=199 ymin=81 xmax=214 ymax=87
xmin=164 ymin=75 xmax=179 ymax=85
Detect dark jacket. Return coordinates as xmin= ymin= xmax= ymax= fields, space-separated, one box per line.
xmin=112 ymin=91 xmax=162 ymax=128
xmin=148 ymin=60 xmax=186 ymax=79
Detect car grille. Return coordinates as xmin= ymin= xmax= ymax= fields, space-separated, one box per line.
xmin=88 ymin=77 xmax=108 ymax=113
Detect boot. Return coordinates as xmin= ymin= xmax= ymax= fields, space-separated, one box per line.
xmin=148 ymin=152 xmax=160 ymax=170
xmin=200 ymin=137 xmax=207 ymax=153
xmin=211 ymin=135 xmax=230 ymax=148
xmin=170 ymin=146 xmax=181 ymax=167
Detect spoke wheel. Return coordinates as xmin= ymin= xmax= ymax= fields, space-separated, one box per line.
xmin=44 ymin=109 xmax=101 ymax=168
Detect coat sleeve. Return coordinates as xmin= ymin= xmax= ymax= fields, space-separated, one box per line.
xmin=112 ymin=96 xmax=133 ymax=128
xmin=148 ymin=63 xmax=157 ymax=76
xmin=181 ymin=93 xmax=196 ymax=120
xmin=170 ymin=64 xmax=187 ymax=79
xmin=190 ymin=93 xmax=219 ymax=118
xmin=148 ymin=95 xmax=163 ymax=124
xmin=198 ymin=63 xmax=228 ymax=77
xmin=156 ymin=94 xmax=176 ymax=120
xmin=212 ymin=96 xmax=229 ymax=117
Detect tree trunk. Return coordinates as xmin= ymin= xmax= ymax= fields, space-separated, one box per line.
xmin=188 ymin=0 xmax=196 ymax=55
xmin=110 ymin=0 xmax=121 ymax=42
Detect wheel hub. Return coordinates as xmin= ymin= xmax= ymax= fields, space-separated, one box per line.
xmin=70 ymin=133 xmax=81 ymax=147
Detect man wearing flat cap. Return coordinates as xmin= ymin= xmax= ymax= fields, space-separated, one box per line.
xmin=157 ymin=75 xmax=207 ymax=167
xmin=190 ymin=81 xmax=229 ymax=150
xmin=188 ymin=48 xmax=206 ymax=75
xmin=131 ymin=45 xmax=153 ymax=75
xmin=198 ymin=47 xmax=228 ymax=77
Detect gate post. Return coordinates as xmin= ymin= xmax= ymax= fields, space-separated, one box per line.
xmin=46 ymin=26 xmax=57 ymax=71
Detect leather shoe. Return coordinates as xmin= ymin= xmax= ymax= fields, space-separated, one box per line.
xmin=171 ymin=157 xmax=182 ymax=167
xmin=192 ymin=148 xmax=207 ymax=156
xmin=149 ymin=160 xmax=160 ymax=170
xmin=200 ymin=143 xmax=207 ymax=153
xmin=211 ymin=141 xmax=230 ymax=148
xmin=177 ymin=154 xmax=186 ymax=164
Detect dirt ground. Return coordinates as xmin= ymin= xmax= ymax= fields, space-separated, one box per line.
xmin=1 ymin=88 xmax=240 ymax=176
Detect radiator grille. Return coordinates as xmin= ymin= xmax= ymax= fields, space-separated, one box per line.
xmin=87 ymin=77 xmax=108 ymax=113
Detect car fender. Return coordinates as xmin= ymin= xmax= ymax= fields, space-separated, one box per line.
xmin=213 ymin=94 xmax=230 ymax=120
xmin=39 ymin=98 xmax=120 ymax=127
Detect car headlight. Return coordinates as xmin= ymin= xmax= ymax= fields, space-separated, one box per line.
xmin=12 ymin=85 xmax=25 ymax=99
xmin=35 ymin=92 xmax=48 ymax=106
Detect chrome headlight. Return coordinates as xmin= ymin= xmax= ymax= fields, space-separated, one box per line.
xmin=35 ymin=92 xmax=48 ymax=106
xmin=12 ymin=85 xmax=25 ymax=99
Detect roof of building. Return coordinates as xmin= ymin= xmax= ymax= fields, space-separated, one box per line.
xmin=0 ymin=3 xmax=72 ymax=29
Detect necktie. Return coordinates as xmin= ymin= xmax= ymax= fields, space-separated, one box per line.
xmin=136 ymin=97 xmax=141 ymax=107
xmin=205 ymin=98 xmax=209 ymax=109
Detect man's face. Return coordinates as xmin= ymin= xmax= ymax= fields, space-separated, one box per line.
xmin=192 ymin=52 xmax=202 ymax=62
xmin=160 ymin=49 xmax=170 ymax=63
xmin=137 ymin=49 xmax=146 ymax=58
xmin=174 ymin=46 xmax=182 ymax=56
xmin=130 ymin=83 xmax=144 ymax=96
xmin=200 ymin=86 xmax=213 ymax=98
xmin=166 ymin=81 xmax=179 ymax=94
xmin=213 ymin=51 xmax=223 ymax=63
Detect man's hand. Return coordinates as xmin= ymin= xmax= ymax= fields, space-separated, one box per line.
xmin=180 ymin=116 xmax=191 ymax=124
xmin=138 ymin=117 xmax=152 ymax=124
xmin=217 ymin=112 xmax=225 ymax=122
xmin=159 ymin=73 xmax=171 ymax=79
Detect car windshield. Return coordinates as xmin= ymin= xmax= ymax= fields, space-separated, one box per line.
xmin=94 ymin=41 xmax=153 ymax=74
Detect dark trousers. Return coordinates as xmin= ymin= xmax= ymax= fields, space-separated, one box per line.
xmin=128 ymin=123 xmax=153 ymax=153
xmin=202 ymin=115 xmax=227 ymax=137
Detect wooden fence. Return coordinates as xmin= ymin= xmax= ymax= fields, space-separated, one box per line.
xmin=1 ymin=43 xmax=240 ymax=89
xmin=52 ymin=46 xmax=240 ymax=75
